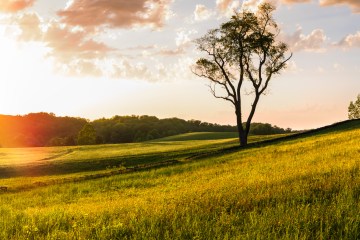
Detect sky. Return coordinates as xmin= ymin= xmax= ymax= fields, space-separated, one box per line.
xmin=0 ymin=0 xmax=359 ymax=130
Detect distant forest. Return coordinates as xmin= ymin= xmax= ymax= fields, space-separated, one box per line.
xmin=0 ymin=113 xmax=292 ymax=147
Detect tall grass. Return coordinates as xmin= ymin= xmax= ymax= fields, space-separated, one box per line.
xmin=0 ymin=122 xmax=359 ymax=239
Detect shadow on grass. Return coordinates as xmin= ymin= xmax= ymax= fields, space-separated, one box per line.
xmin=0 ymin=151 xmax=183 ymax=179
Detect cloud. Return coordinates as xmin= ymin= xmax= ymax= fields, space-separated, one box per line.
xmin=43 ymin=22 xmax=114 ymax=77
xmin=320 ymin=0 xmax=360 ymax=13
xmin=12 ymin=10 xmax=195 ymax=80
xmin=285 ymin=60 xmax=303 ymax=73
xmin=216 ymin=0 xmax=241 ymax=16
xmin=15 ymin=12 xmax=42 ymax=41
xmin=216 ymin=0 xmax=234 ymax=12
xmin=14 ymin=13 xmax=114 ymax=77
xmin=44 ymin=22 xmax=113 ymax=62
xmin=144 ymin=28 xmax=197 ymax=57
xmin=111 ymin=55 xmax=196 ymax=82
xmin=240 ymin=0 xmax=360 ymax=13
xmin=242 ymin=0 xmax=263 ymax=10
xmin=60 ymin=60 xmax=103 ymax=77
xmin=282 ymin=26 xmax=327 ymax=52
xmin=282 ymin=0 xmax=360 ymax=13
xmin=0 ymin=0 xmax=34 ymax=12
xmin=215 ymin=0 xmax=277 ymax=14
xmin=336 ymin=31 xmax=360 ymax=48
xmin=112 ymin=60 xmax=156 ymax=81
xmin=194 ymin=4 xmax=214 ymax=21
xmin=157 ymin=48 xmax=186 ymax=56
xmin=175 ymin=29 xmax=197 ymax=47
xmin=124 ymin=44 xmax=187 ymax=57
xmin=15 ymin=13 xmax=113 ymax=60
xmin=57 ymin=0 xmax=173 ymax=29
xmin=281 ymin=0 xmax=310 ymax=3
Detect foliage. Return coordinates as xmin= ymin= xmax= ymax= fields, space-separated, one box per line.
xmin=77 ymin=124 xmax=97 ymax=145
xmin=348 ymin=94 xmax=360 ymax=119
xmin=193 ymin=3 xmax=292 ymax=146
xmin=0 ymin=120 xmax=359 ymax=239
xmin=249 ymin=122 xmax=292 ymax=135
xmin=0 ymin=112 xmax=86 ymax=147
xmin=0 ymin=113 xmax=291 ymax=147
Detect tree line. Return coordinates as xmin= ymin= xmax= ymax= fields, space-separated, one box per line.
xmin=0 ymin=112 xmax=292 ymax=147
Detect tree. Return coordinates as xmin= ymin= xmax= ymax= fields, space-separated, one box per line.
xmin=193 ymin=3 xmax=292 ymax=146
xmin=348 ymin=95 xmax=360 ymax=119
xmin=77 ymin=124 xmax=97 ymax=145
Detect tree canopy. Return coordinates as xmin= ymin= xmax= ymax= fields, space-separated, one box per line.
xmin=348 ymin=95 xmax=360 ymax=119
xmin=77 ymin=124 xmax=97 ymax=145
xmin=0 ymin=113 xmax=291 ymax=147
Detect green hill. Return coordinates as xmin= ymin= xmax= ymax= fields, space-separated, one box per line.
xmin=0 ymin=120 xmax=359 ymax=239
xmin=153 ymin=131 xmax=239 ymax=141
xmin=153 ymin=131 xmax=290 ymax=142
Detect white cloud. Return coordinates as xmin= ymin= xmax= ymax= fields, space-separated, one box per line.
xmin=239 ymin=0 xmax=360 ymax=14
xmin=242 ymin=0 xmax=262 ymax=11
xmin=285 ymin=60 xmax=303 ymax=73
xmin=194 ymin=4 xmax=214 ymax=21
xmin=320 ymin=0 xmax=360 ymax=13
xmin=336 ymin=31 xmax=360 ymax=49
xmin=241 ymin=0 xmax=280 ymax=11
xmin=282 ymin=26 xmax=328 ymax=52
xmin=216 ymin=0 xmax=241 ymax=17
xmin=111 ymin=56 xmax=196 ymax=82
xmin=175 ymin=29 xmax=197 ymax=47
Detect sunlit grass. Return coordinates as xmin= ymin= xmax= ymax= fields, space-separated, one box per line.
xmin=0 ymin=123 xmax=359 ymax=239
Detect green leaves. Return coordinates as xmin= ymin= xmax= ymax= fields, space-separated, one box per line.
xmin=348 ymin=95 xmax=360 ymax=119
xmin=77 ymin=124 xmax=97 ymax=145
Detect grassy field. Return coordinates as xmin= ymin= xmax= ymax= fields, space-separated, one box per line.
xmin=0 ymin=133 xmax=284 ymax=190
xmin=0 ymin=121 xmax=359 ymax=239
xmin=154 ymin=132 xmax=289 ymax=142
xmin=154 ymin=132 xmax=239 ymax=141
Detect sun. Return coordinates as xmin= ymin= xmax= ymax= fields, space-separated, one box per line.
xmin=0 ymin=26 xmax=52 ymax=115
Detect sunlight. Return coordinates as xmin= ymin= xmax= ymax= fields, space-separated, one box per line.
xmin=0 ymin=26 xmax=135 ymax=118
xmin=0 ymin=27 xmax=52 ymax=115
xmin=0 ymin=24 xmax=162 ymax=121
xmin=0 ymin=147 xmax=52 ymax=165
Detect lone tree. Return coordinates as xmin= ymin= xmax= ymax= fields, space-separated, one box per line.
xmin=193 ymin=3 xmax=292 ymax=146
xmin=348 ymin=95 xmax=360 ymax=119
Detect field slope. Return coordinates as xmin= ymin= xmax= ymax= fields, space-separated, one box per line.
xmin=0 ymin=120 xmax=359 ymax=239
xmin=153 ymin=132 xmax=289 ymax=142
xmin=154 ymin=132 xmax=239 ymax=141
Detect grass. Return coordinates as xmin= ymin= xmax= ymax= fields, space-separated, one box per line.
xmin=154 ymin=132 xmax=289 ymax=142
xmin=154 ymin=132 xmax=239 ymax=141
xmin=0 ymin=120 xmax=359 ymax=239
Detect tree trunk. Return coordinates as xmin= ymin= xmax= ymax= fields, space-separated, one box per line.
xmin=236 ymin=110 xmax=247 ymax=146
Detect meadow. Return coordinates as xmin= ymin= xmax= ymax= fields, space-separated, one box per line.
xmin=0 ymin=121 xmax=359 ymax=239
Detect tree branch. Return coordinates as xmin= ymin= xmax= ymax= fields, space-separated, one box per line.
xmin=209 ymin=84 xmax=235 ymax=105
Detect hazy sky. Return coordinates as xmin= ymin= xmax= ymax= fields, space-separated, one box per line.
xmin=0 ymin=0 xmax=359 ymax=130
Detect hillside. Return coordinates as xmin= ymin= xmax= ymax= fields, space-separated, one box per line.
xmin=154 ymin=132 xmax=239 ymax=141
xmin=0 ymin=120 xmax=359 ymax=239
